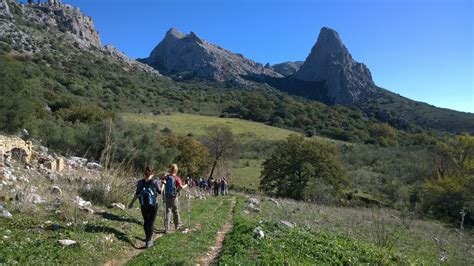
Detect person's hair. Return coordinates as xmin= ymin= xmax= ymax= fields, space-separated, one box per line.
xmin=169 ymin=164 xmax=178 ymax=175
xmin=145 ymin=165 xmax=153 ymax=177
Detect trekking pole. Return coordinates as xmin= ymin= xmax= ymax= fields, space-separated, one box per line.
xmin=187 ymin=188 xmax=190 ymax=228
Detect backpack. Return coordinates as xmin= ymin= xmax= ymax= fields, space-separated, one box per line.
xmin=165 ymin=175 xmax=178 ymax=197
xmin=138 ymin=179 xmax=157 ymax=206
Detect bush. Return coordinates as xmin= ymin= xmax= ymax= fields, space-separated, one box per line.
xmin=260 ymin=134 xmax=347 ymax=201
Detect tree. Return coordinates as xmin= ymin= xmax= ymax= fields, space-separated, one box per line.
xmin=162 ymin=135 xmax=212 ymax=178
xmin=260 ymin=134 xmax=347 ymax=201
xmin=423 ymin=133 xmax=474 ymax=224
xmin=204 ymin=125 xmax=237 ymax=178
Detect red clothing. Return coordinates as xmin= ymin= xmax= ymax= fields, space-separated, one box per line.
xmin=162 ymin=174 xmax=183 ymax=190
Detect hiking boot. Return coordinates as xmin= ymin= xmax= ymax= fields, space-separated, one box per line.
xmin=146 ymin=240 xmax=153 ymax=248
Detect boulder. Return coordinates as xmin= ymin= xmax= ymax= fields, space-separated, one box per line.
xmin=269 ymin=198 xmax=281 ymax=207
xmin=279 ymin=220 xmax=295 ymax=228
xmin=110 ymin=202 xmax=125 ymax=210
xmin=58 ymin=239 xmax=77 ymax=246
xmin=253 ymin=226 xmax=264 ymax=239
xmin=248 ymin=197 xmax=260 ymax=206
xmin=1 ymin=210 xmax=12 ymax=219
xmin=73 ymin=196 xmax=91 ymax=208
xmin=86 ymin=162 xmax=102 ymax=170
xmin=50 ymin=186 xmax=62 ymax=195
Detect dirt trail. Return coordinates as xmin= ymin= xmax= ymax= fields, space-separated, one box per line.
xmin=103 ymin=196 xmax=231 ymax=266
xmin=195 ymin=196 xmax=237 ymax=266
xmin=103 ymin=231 xmax=164 ymax=266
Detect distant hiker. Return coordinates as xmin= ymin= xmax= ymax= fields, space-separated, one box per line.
xmin=208 ymin=177 xmax=214 ymax=191
xmin=220 ymin=177 xmax=227 ymax=195
xmin=128 ymin=165 xmax=161 ymax=248
xmin=161 ymin=164 xmax=187 ymax=233
xmin=213 ymin=178 xmax=220 ymax=196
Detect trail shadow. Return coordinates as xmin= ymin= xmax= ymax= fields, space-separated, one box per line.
xmin=84 ymin=224 xmax=135 ymax=247
xmin=96 ymin=211 xmax=142 ymax=225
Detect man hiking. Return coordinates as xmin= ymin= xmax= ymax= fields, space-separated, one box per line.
xmin=161 ymin=164 xmax=187 ymax=233
xmin=128 ymin=165 xmax=161 ymax=248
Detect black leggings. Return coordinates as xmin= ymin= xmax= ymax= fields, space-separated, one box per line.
xmin=140 ymin=204 xmax=158 ymax=241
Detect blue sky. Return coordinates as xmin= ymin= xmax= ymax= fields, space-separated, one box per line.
xmin=60 ymin=0 xmax=472 ymax=113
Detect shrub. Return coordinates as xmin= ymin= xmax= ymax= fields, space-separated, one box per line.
xmin=260 ymin=134 xmax=347 ymax=201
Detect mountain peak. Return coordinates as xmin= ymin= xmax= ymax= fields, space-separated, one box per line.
xmin=294 ymin=27 xmax=375 ymax=104
xmin=142 ymin=29 xmax=282 ymax=83
xmin=165 ymin=28 xmax=185 ymax=39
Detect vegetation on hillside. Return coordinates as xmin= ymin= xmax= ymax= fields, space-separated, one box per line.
xmin=260 ymin=135 xmax=347 ymax=202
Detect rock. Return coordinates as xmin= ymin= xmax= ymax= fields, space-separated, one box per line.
xmin=58 ymin=239 xmax=77 ymax=246
xmin=140 ymin=28 xmax=282 ymax=84
xmin=73 ymin=196 xmax=91 ymax=208
xmin=1 ymin=210 xmax=12 ymax=219
xmin=86 ymin=162 xmax=102 ymax=170
xmin=294 ymin=27 xmax=376 ymax=104
xmin=248 ymin=197 xmax=260 ymax=206
xmin=82 ymin=207 xmax=94 ymax=214
xmin=271 ymin=61 xmax=304 ymax=76
xmin=268 ymin=198 xmax=281 ymax=207
xmin=279 ymin=220 xmax=294 ymax=228
xmin=26 ymin=193 xmax=45 ymax=204
xmin=0 ymin=0 xmax=12 ymax=18
xmin=248 ymin=203 xmax=261 ymax=213
xmin=103 ymin=45 xmax=160 ymax=76
xmin=50 ymin=186 xmax=62 ymax=195
xmin=110 ymin=202 xmax=125 ymax=210
xmin=253 ymin=226 xmax=264 ymax=239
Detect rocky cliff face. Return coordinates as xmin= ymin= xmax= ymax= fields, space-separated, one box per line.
xmin=294 ymin=27 xmax=376 ymax=104
xmin=141 ymin=28 xmax=281 ymax=83
xmin=0 ymin=0 xmax=159 ymax=75
xmin=271 ymin=61 xmax=304 ymax=77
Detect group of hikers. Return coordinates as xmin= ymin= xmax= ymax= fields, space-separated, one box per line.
xmin=128 ymin=164 xmax=229 ymax=248
xmin=186 ymin=176 xmax=229 ymax=196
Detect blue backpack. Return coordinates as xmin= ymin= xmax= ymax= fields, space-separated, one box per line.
xmin=138 ymin=179 xmax=157 ymax=206
xmin=165 ymin=175 xmax=178 ymax=197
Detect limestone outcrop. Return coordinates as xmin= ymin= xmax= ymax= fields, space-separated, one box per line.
xmin=294 ymin=27 xmax=376 ymax=104
xmin=141 ymin=28 xmax=282 ymax=83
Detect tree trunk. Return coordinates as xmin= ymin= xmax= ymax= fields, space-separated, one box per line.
xmin=209 ymin=159 xmax=218 ymax=178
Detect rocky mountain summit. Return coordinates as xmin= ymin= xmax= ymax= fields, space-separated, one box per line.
xmin=294 ymin=27 xmax=376 ymax=104
xmin=140 ymin=28 xmax=282 ymax=83
xmin=0 ymin=0 xmax=159 ymax=75
xmin=271 ymin=61 xmax=304 ymax=76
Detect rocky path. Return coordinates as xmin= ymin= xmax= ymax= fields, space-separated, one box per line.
xmin=195 ymin=196 xmax=236 ymax=266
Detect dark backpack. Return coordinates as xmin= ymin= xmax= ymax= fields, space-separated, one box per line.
xmin=138 ymin=179 xmax=157 ymax=206
xmin=165 ymin=175 xmax=177 ymax=197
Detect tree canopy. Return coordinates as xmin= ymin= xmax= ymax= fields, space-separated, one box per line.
xmin=260 ymin=134 xmax=347 ymax=201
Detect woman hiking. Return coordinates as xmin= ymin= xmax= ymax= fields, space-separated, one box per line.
xmin=128 ymin=165 xmax=161 ymax=248
xmin=161 ymin=164 xmax=187 ymax=233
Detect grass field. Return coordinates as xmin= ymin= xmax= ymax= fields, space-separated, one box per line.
xmin=231 ymin=195 xmax=474 ymax=265
xmin=122 ymin=113 xmax=298 ymax=143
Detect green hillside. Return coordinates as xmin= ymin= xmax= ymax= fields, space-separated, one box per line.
xmin=123 ymin=113 xmax=299 ymax=142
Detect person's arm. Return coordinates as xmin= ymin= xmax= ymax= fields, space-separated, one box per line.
xmin=129 ymin=180 xmax=141 ymax=209
xmin=178 ymin=177 xmax=187 ymax=190
xmin=128 ymin=194 xmax=138 ymax=209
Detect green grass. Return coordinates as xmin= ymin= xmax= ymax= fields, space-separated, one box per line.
xmin=229 ymin=159 xmax=264 ymax=192
xmin=122 ymin=113 xmax=299 ymax=143
xmin=239 ymin=195 xmax=474 ymax=265
xmin=127 ymin=195 xmax=234 ymax=265
xmin=217 ymin=196 xmax=402 ymax=264
xmin=0 ymin=203 xmax=145 ymax=264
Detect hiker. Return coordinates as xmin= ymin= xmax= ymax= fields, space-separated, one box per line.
xmin=220 ymin=177 xmax=227 ymax=195
xmin=128 ymin=165 xmax=161 ymax=248
xmin=213 ymin=178 xmax=220 ymax=196
xmin=161 ymin=164 xmax=187 ymax=233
